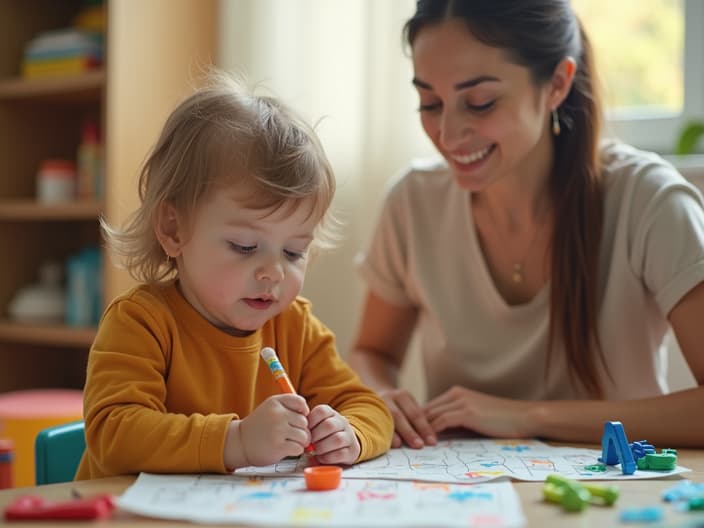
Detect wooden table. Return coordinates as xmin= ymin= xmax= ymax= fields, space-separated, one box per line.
xmin=1 ymin=446 xmax=703 ymax=527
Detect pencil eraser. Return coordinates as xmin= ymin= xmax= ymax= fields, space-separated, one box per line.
xmin=260 ymin=347 xmax=276 ymax=361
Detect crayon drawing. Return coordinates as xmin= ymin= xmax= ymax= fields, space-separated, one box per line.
xmin=116 ymin=473 xmax=526 ymax=527
xmin=236 ymin=438 xmax=690 ymax=483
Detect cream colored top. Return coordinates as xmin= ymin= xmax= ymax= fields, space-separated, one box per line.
xmin=357 ymin=141 xmax=704 ymax=400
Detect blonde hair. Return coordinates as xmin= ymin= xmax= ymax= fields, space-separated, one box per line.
xmin=102 ymin=71 xmax=337 ymax=283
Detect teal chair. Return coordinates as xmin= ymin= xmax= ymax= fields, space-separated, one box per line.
xmin=34 ymin=420 xmax=85 ymax=485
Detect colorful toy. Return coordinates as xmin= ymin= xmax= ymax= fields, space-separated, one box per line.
xmin=542 ymin=474 xmax=619 ymax=512
xmin=4 ymin=494 xmax=114 ymax=521
xmin=685 ymin=497 xmax=704 ymax=511
xmin=599 ymin=421 xmax=636 ymax=475
xmin=662 ymin=480 xmax=704 ymax=502
xmin=635 ymin=449 xmax=677 ymax=471
xmin=582 ymin=482 xmax=619 ymax=506
xmin=543 ymin=474 xmax=591 ymax=512
xmin=629 ymin=440 xmax=655 ymax=460
xmin=618 ymin=506 xmax=663 ymax=523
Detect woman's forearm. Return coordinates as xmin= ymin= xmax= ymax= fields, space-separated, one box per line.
xmin=530 ymin=386 xmax=704 ymax=447
xmin=348 ymin=348 xmax=400 ymax=393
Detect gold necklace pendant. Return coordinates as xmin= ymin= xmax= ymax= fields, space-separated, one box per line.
xmin=512 ymin=263 xmax=523 ymax=283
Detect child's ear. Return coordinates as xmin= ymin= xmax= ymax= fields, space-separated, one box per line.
xmin=155 ymin=201 xmax=185 ymax=257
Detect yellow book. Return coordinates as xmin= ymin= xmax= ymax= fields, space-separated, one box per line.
xmin=22 ymin=57 xmax=100 ymax=79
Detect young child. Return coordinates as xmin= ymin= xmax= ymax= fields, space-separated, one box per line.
xmin=75 ymin=72 xmax=393 ymax=479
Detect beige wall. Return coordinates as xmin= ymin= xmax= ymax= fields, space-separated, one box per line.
xmin=104 ymin=0 xmax=217 ymax=299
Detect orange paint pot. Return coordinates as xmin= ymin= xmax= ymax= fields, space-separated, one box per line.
xmin=303 ymin=465 xmax=342 ymax=491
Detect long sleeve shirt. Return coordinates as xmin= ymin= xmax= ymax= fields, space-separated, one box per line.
xmin=75 ymin=281 xmax=392 ymax=479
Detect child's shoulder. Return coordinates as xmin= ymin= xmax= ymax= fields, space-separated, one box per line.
xmin=105 ymin=281 xmax=175 ymax=315
xmin=112 ymin=281 xmax=171 ymax=303
xmin=281 ymin=296 xmax=313 ymax=317
xmin=271 ymin=296 xmax=328 ymax=330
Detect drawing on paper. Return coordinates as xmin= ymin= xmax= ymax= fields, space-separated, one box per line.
xmin=235 ymin=438 xmax=690 ymax=483
xmin=116 ymin=473 xmax=526 ymax=527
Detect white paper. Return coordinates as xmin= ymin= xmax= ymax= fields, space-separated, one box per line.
xmin=236 ymin=438 xmax=690 ymax=483
xmin=117 ymin=473 xmax=526 ymax=527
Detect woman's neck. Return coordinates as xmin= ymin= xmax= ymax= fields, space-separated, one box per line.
xmin=474 ymin=132 xmax=554 ymax=229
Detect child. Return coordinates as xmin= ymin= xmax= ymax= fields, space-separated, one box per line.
xmin=75 ymin=72 xmax=393 ymax=479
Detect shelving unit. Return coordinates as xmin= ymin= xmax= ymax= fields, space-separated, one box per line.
xmin=0 ymin=200 xmax=102 ymax=221
xmin=0 ymin=0 xmax=104 ymax=392
xmin=0 ymin=0 xmax=218 ymax=394
xmin=0 ymin=70 xmax=104 ymax=101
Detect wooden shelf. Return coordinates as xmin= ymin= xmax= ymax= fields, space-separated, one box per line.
xmin=0 ymin=200 xmax=103 ymax=220
xmin=0 ymin=319 xmax=96 ymax=348
xmin=0 ymin=70 xmax=104 ymax=102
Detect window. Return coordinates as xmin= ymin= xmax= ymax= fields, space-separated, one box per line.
xmin=573 ymin=0 xmax=704 ymax=153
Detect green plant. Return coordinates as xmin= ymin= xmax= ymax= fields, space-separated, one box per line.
xmin=675 ymin=120 xmax=704 ymax=155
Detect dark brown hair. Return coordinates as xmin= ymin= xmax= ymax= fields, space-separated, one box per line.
xmin=404 ymin=0 xmax=606 ymax=397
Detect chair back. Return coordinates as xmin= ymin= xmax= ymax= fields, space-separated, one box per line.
xmin=34 ymin=420 xmax=85 ymax=485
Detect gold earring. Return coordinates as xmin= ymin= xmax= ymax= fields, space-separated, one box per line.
xmin=551 ymin=109 xmax=561 ymax=136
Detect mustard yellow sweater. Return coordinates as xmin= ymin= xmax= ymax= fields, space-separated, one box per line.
xmin=75 ymin=282 xmax=392 ymax=479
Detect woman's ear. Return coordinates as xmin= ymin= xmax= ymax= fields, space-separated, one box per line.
xmin=155 ymin=201 xmax=184 ymax=258
xmin=548 ymin=56 xmax=577 ymax=110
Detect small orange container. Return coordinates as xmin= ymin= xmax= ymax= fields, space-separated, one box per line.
xmin=303 ymin=465 xmax=342 ymax=491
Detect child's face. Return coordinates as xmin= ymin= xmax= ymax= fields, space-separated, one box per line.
xmin=174 ymin=187 xmax=318 ymax=335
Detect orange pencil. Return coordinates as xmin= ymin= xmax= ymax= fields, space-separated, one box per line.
xmin=260 ymin=347 xmax=315 ymax=453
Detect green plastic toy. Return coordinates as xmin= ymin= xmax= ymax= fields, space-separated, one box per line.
xmin=542 ymin=474 xmax=619 ymax=512
xmin=635 ymin=450 xmax=678 ymax=471
xmin=543 ymin=475 xmax=591 ymax=512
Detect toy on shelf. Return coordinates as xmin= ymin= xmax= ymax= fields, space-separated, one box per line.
xmin=7 ymin=261 xmax=65 ymax=323
xmin=36 ymin=159 xmax=77 ymax=204
xmin=76 ymin=121 xmax=103 ymax=201
xmin=65 ymin=247 xmax=102 ymax=327
xmin=20 ymin=1 xmax=105 ymax=79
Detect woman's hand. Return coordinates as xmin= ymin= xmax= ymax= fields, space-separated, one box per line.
xmin=423 ymin=386 xmax=535 ymax=439
xmin=379 ymin=388 xmax=437 ymax=449
xmin=307 ymin=404 xmax=361 ymax=465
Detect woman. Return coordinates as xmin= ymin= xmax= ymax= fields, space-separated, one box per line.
xmin=349 ymin=0 xmax=704 ymax=448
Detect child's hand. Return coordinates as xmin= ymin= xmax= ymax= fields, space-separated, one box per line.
xmin=233 ymin=394 xmax=311 ymax=467
xmin=308 ymin=404 xmax=361 ymax=465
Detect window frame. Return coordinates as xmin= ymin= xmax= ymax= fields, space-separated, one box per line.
xmin=604 ymin=0 xmax=704 ymax=153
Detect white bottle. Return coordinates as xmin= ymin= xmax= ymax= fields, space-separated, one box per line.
xmin=37 ymin=159 xmax=76 ymax=203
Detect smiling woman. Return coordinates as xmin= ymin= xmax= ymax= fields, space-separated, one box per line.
xmin=214 ymin=1 xmax=704 ymax=442
xmin=347 ymin=0 xmax=704 ymax=450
